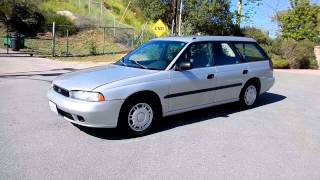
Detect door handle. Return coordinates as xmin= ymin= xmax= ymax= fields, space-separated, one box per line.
xmin=207 ymin=74 xmax=214 ymax=79
xmin=243 ymin=70 xmax=248 ymax=74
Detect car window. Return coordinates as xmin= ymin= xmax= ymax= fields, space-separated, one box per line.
xmin=213 ymin=42 xmax=240 ymax=66
xmin=117 ymin=41 xmax=186 ymax=70
xmin=177 ymin=42 xmax=214 ymax=69
xmin=234 ymin=43 xmax=267 ymax=61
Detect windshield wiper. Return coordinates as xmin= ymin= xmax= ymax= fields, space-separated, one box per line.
xmin=129 ymin=59 xmax=149 ymax=69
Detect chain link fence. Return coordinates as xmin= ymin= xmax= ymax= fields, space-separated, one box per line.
xmin=53 ymin=25 xmax=134 ymax=57
xmin=0 ymin=20 xmax=135 ymax=57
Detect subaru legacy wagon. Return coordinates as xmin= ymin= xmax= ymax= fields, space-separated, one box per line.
xmin=47 ymin=36 xmax=275 ymax=136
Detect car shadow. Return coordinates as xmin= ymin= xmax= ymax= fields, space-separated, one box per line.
xmin=75 ymin=92 xmax=286 ymax=140
xmin=0 ymin=68 xmax=79 ymax=83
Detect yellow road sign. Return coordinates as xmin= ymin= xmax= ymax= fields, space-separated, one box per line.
xmin=152 ymin=20 xmax=167 ymax=37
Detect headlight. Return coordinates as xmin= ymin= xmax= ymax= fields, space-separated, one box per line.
xmin=70 ymin=91 xmax=105 ymax=102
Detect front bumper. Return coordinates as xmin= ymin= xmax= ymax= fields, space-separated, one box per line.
xmin=47 ymin=88 xmax=124 ymax=128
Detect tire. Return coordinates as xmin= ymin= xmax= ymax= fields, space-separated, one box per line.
xmin=239 ymin=83 xmax=259 ymax=109
xmin=118 ymin=97 xmax=159 ymax=136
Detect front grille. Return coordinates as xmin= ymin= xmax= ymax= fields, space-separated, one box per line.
xmin=53 ymin=85 xmax=69 ymax=97
xmin=57 ymin=108 xmax=74 ymax=120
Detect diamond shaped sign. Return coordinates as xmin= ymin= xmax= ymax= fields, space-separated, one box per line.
xmin=152 ymin=20 xmax=168 ymax=37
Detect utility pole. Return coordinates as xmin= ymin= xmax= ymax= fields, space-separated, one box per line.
xmin=178 ymin=0 xmax=183 ymax=36
xmin=171 ymin=0 xmax=178 ymax=35
xmin=236 ymin=0 xmax=242 ymax=28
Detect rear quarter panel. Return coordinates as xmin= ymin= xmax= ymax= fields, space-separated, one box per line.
xmin=247 ymin=60 xmax=274 ymax=94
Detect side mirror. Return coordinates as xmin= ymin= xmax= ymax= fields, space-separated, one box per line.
xmin=176 ymin=61 xmax=192 ymax=71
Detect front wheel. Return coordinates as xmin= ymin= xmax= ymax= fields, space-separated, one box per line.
xmin=119 ymin=98 xmax=158 ymax=136
xmin=239 ymin=84 xmax=258 ymax=108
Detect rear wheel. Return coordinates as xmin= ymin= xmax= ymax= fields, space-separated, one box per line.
xmin=239 ymin=83 xmax=258 ymax=108
xmin=119 ymin=98 xmax=158 ymax=136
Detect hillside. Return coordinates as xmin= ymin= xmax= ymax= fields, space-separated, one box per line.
xmin=39 ymin=0 xmax=144 ymax=30
xmin=0 ymin=0 xmax=149 ymax=56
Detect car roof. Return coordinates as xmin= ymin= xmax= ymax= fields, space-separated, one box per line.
xmin=152 ymin=36 xmax=256 ymax=43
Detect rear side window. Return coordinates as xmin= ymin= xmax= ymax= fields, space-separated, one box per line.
xmin=213 ymin=42 xmax=241 ymax=66
xmin=234 ymin=43 xmax=267 ymax=62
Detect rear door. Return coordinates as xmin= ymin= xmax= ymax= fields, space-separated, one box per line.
xmin=213 ymin=42 xmax=248 ymax=103
xmin=233 ymin=42 xmax=272 ymax=93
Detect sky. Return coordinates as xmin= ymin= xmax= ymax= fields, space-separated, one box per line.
xmin=230 ymin=0 xmax=320 ymax=37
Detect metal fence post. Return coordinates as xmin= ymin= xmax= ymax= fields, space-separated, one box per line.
xmin=103 ymin=27 xmax=106 ymax=54
xmin=6 ymin=19 xmax=9 ymax=54
xmin=88 ymin=0 xmax=91 ymax=14
xmin=66 ymin=26 xmax=69 ymax=57
xmin=113 ymin=17 xmax=116 ymax=38
xmin=52 ymin=22 xmax=56 ymax=57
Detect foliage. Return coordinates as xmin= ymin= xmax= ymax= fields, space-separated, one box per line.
xmin=132 ymin=0 xmax=238 ymax=35
xmin=0 ymin=0 xmax=45 ymax=36
xmin=183 ymin=0 xmax=236 ymax=35
xmin=130 ymin=0 xmax=172 ymax=25
xmin=242 ymin=27 xmax=270 ymax=45
xmin=277 ymin=2 xmax=320 ymax=42
xmin=271 ymin=55 xmax=290 ymax=69
xmin=85 ymin=40 xmax=98 ymax=55
xmin=279 ymin=39 xmax=318 ymax=69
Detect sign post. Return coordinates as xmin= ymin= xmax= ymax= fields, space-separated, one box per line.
xmin=152 ymin=20 xmax=168 ymax=37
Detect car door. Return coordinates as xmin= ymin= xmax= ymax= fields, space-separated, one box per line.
xmin=213 ymin=42 xmax=248 ymax=103
xmin=167 ymin=42 xmax=217 ymax=112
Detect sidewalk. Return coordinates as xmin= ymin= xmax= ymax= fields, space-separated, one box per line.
xmin=275 ymin=69 xmax=320 ymax=76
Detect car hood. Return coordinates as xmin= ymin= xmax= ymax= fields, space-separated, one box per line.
xmin=53 ymin=64 xmax=157 ymax=91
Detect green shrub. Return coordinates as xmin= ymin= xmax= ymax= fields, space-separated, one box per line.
xmin=279 ymin=39 xmax=317 ymax=69
xmin=84 ymin=40 xmax=97 ymax=55
xmin=271 ymin=55 xmax=290 ymax=69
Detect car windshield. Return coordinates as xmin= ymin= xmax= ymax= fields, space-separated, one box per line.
xmin=115 ymin=40 xmax=187 ymax=70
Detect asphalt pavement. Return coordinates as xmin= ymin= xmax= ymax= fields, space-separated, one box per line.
xmin=1 ymin=56 xmax=320 ymax=180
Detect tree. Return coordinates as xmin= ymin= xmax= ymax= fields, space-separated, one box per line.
xmin=133 ymin=0 xmax=238 ymax=35
xmin=0 ymin=0 xmax=45 ymax=36
xmin=183 ymin=0 xmax=235 ymax=35
xmin=277 ymin=1 xmax=320 ymax=42
xmin=131 ymin=0 xmax=173 ymax=25
xmin=236 ymin=0 xmax=262 ymax=27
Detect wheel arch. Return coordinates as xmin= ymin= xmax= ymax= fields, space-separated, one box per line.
xmin=120 ymin=90 xmax=163 ymax=117
xmin=243 ymin=77 xmax=261 ymax=94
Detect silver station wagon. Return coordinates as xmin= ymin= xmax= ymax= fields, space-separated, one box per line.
xmin=48 ymin=36 xmax=275 ymax=136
